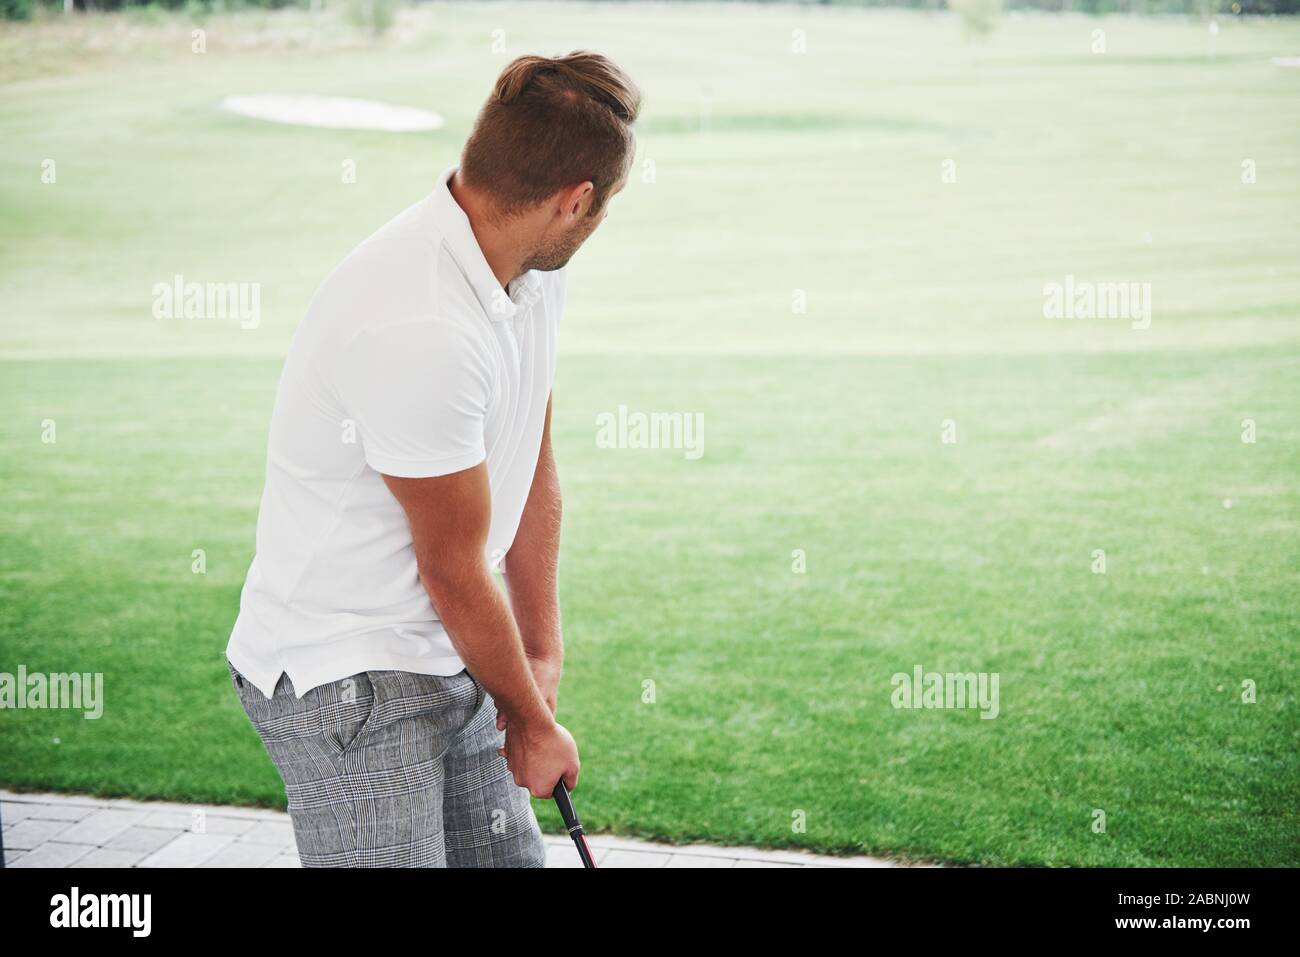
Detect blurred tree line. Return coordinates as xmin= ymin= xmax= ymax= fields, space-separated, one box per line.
xmin=3 ymin=0 xmax=1297 ymax=24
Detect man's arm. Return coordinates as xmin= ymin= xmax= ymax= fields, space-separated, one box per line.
xmin=503 ymin=394 xmax=563 ymax=719
xmin=382 ymin=464 xmax=579 ymax=796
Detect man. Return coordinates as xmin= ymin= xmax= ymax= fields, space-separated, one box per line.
xmin=224 ymin=52 xmax=641 ymax=868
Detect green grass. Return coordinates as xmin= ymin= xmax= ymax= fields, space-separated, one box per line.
xmin=1 ymin=4 xmax=1298 ymax=866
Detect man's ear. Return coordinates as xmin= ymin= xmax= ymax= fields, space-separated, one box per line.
xmin=560 ymin=181 xmax=595 ymax=219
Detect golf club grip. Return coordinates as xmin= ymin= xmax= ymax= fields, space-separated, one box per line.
xmin=552 ymin=781 xmax=597 ymax=869
xmin=552 ymin=780 xmax=582 ymax=834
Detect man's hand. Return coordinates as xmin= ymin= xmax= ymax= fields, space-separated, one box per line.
xmin=498 ymin=654 xmax=561 ymax=730
xmin=497 ymin=714 xmax=579 ymax=798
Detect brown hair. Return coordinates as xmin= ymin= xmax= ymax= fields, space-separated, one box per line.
xmin=460 ymin=51 xmax=641 ymax=218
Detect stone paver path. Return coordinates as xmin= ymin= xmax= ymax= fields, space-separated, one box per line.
xmin=2 ymin=790 xmax=907 ymax=869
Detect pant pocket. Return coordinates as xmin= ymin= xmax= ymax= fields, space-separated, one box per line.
xmin=316 ymin=672 xmax=383 ymax=758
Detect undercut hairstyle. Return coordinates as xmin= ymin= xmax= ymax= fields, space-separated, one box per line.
xmin=459 ymin=51 xmax=642 ymax=218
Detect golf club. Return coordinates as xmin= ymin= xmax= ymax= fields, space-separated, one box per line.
xmin=552 ymin=781 xmax=596 ymax=869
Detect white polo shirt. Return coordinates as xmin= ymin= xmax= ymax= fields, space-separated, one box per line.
xmin=226 ymin=166 xmax=564 ymax=699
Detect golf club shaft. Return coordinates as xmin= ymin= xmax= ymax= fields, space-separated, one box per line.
xmin=552 ymin=781 xmax=596 ymax=869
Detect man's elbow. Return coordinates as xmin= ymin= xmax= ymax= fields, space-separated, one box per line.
xmin=417 ymin=557 xmax=487 ymax=612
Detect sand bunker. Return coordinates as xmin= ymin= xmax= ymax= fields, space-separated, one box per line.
xmin=219 ymin=94 xmax=444 ymax=132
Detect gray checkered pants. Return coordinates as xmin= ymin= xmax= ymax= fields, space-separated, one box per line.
xmin=227 ymin=660 xmax=546 ymax=868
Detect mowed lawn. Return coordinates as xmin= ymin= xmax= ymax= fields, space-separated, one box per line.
xmin=1 ymin=4 xmax=1297 ymax=866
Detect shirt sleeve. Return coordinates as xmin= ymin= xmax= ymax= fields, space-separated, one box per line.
xmin=334 ymin=317 xmax=493 ymax=478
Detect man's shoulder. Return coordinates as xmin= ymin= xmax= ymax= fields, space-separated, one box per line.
xmin=309 ymin=196 xmax=456 ymax=324
xmin=343 ymin=196 xmax=439 ymax=275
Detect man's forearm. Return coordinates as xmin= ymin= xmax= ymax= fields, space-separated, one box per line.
xmin=505 ymin=414 xmax=563 ymax=665
xmin=423 ymin=567 xmax=552 ymax=730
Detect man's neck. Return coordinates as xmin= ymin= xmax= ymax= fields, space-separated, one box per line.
xmin=448 ymin=172 xmax=527 ymax=290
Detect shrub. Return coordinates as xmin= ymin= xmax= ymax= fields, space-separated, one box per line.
xmin=949 ymin=0 xmax=1002 ymax=38
xmin=1 ymin=0 xmax=32 ymax=22
xmin=345 ymin=0 xmax=396 ymax=35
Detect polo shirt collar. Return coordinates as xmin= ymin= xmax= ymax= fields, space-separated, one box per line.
xmin=433 ymin=166 xmax=542 ymax=322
